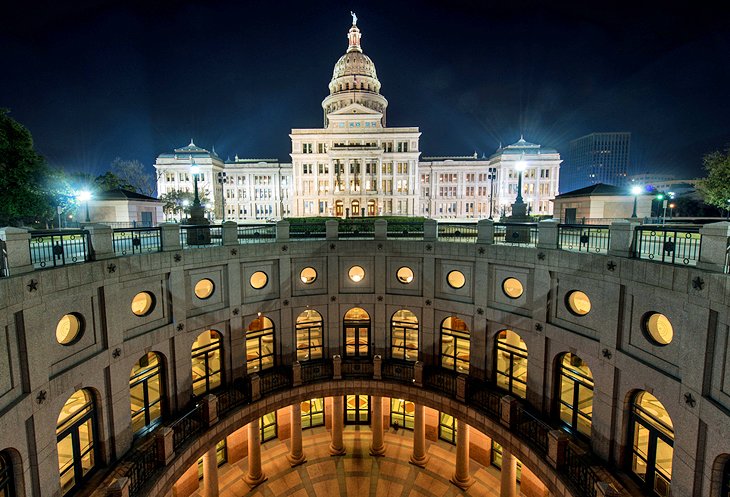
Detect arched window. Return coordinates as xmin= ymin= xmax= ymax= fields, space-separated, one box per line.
xmin=57 ymin=389 xmax=97 ymax=496
xmin=246 ymin=315 xmax=275 ymax=373
xmin=0 ymin=451 xmax=15 ymax=497
xmin=440 ymin=316 xmax=470 ymax=373
xmin=351 ymin=199 xmax=360 ymax=215
xmin=557 ymin=353 xmax=593 ymax=438
xmin=130 ymin=352 xmax=164 ymax=435
xmin=629 ymin=391 xmax=674 ymax=497
xmin=192 ymin=330 xmax=223 ymax=397
xmin=344 ymin=308 xmax=370 ymax=358
xmin=495 ymin=330 xmax=528 ymax=398
xmin=722 ymin=459 xmax=730 ymax=497
xmin=296 ymin=310 xmax=323 ymax=361
xmin=391 ymin=309 xmax=418 ymax=361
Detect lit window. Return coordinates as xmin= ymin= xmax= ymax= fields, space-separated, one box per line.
xmin=57 ymin=389 xmax=97 ymax=496
xmin=438 ymin=412 xmax=457 ymax=444
xmin=495 ymin=330 xmax=528 ymax=398
xmin=391 ymin=309 xmax=418 ymax=361
xmin=642 ymin=313 xmax=673 ymax=345
xmin=300 ymin=267 xmax=317 ymax=284
xmin=502 ymin=278 xmax=524 ymax=299
xmin=131 ymin=292 xmax=155 ymax=316
xmin=390 ymin=398 xmax=415 ymax=429
xmin=249 ymin=271 xmax=268 ymax=289
xmin=396 ymin=266 xmax=414 ymax=284
xmin=296 ymin=310 xmax=323 ymax=361
xmin=566 ymin=291 xmax=591 ymax=316
xmin=260 ymin=411 xmax=278 ymax=442
xmin=447 ymin=270 xmax=465 ymax=289
xmin=558 ymin=353 xmax=593 ymax=438
xmin=301 ymin=398 xmax=325 ymax=429
xmin=246 ymin=315 xmax=275 ymax=373
xmin=130 ymin=353 xmax=163 ymax=434
xmin=192 ymin=330 xmax=223 ymax=396
xmin=194 ymin=278 xmax=215 ymax=299
xmin=630 ymin=392 xmax=674 ymax=496
xmin=56 ymin=313 xmax=84 ymax=345
xmin=348 ymin=265 xmax=365 ymax=283
xmin=441 ymin=316 xmax=469 ymax=372
xmin=344 ymin=307 xmax=370 ymax=358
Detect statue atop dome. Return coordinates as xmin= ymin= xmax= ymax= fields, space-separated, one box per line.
xmin=350 ymin=11 xmax=357 ymax=25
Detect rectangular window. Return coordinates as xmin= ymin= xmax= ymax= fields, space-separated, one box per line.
xmin=197 ymin=439 xmax=227 ymax=480
xmin=438 ymin=412 xmax=456 ymax=445
xmin=301 ymin=399 xmax=325 ymax=429
xmin=302 ymin=143 xmax=313 ymax=154
xmin=260 ymin=411 xmax=277 ymax=442
xmin=390 ymin=399 xmax=415 ymax=430
xmin=491 ymin=441 xmax=522 ymax=481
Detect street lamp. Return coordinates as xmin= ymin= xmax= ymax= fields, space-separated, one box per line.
xmin=77 ymin=190 xmax=92 ymax=223
xmin=217 ymin=171 xmax=227 ymax=222
xmin=631 ymin=185 xmax=642 ymax=218
xmin=515 ymin=160 xmax=527 ymax=204
xmin=487 ymin=168 xmax=497 ymax=219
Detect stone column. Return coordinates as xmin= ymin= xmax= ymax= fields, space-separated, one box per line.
xmin=537 ymin=219 xmax=559 ymax=249
xmin=243 ymin=419 xmax=267 ymax=487
xmin=370 ymin=396 xmax=385 ymax=456
xmin=450 ymin=419 xmax=473 ymax=489
xmin=0 ymin=227 xmax=34 ymax=274
xmin=159 ymin=223 xmax=181 ymax=252
xmin=499 ymin=445 xmax=518 ymax=497
xmin=222 ymin=221 xmax=238 ymax=245
xmin=329 ymin=396 xmax=346 ymax=455
xmin=477 ymin=218 xmax=495 ymax=244
xmin=409 ymin=403 xmax=429 ymax=467
xmin=202 ymin=445 xmax=220 ymax=497
xmin=698 ymin=221 xmax=730 ymax=272
xmin=287 ymin=402 xmax=307 ymax=466
xmin=85 ymin=223 xmax=114 ymax=259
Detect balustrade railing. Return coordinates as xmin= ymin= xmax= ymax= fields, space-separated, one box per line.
xmin=381 ymin=359 xmax=415 ymax=382
xmin=170 ymin=404 xmax=204 ymax=452
xmin=513 ymin=405 xmax=550 ymax=454
xmin=563 ymin=444 xmax=599 ymax=497
xmin=494 ymin=222 xmax=539 ymax=246
xmin=127 ymin=441 xmax=160 ymax=497
xmin=558 ymin=225 xmax=610 ymax=254
xmin=338 ymin=221 xmax=375 ymax=239
xmin=258 ymin=366 xmax=292 ymax=396
xmin=341 ymin=358 xmax=374 ymax=378
xmin=29 ymin=230 xmax=91 ymax=268
xmin=112 ymin=227 xmax=162 ymax=256
xmin=237 ymin=224 xmax=276 ymax=243
xmin=437 ymin=222 xmax=478 ymax=242
xmin=633 ymin=225 xmax=701 ymax=266
xmin=180 ymin=225 xmax=223 ymax=249
xmin=424 ymin=366 xmax=458 ymax=397
xmin=300 ymin=359 xmax=334 ymax=383
xmin=217 ymin=382 xmax=250 ymax=418
xmin=289 ymin=221 xmax=327 ymax=239
xmin=386 ymin=221 xmax=424 ymax=239
xmin=466 ymin=378 xmax=502 ymax=419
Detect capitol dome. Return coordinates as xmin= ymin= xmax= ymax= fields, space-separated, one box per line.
xmin=331 ymin=50 xmax=378 ymax=81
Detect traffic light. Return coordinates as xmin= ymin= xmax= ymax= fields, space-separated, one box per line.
xmin=656 ymin=193 xmax=664 ymax=201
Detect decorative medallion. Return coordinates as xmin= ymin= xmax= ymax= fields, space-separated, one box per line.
xmin=107 ymin=263 xmax=117 ymax=273
xmin=230 ymin=248 xmax=238 ymax=256
xmin=478 ymin=247 xmax=485 ymax=255
xmin=692 ymin=276 xmax=705 ymax=291
xmin=36 ymin=390 xmax=47 ymax=404
xmin=112 ymin=348 xmax=122 ymax=358
xmin=176 ymin=323 xmax=184 ymax=331
xmin=330 ymin=296 xmax=337 ymax=302
xmin=174 ymin=253 xmax=182 ymax=262
xmin=606 ymin=261 xmax=616 ymax=271
xmin=281 ymin=245 xmax=288 ymax=252
xmin=537 ymin=252 xmax=546 ymax=261
xmin=684 ymin=392 xmax=696 ymax=408
xmin=535 ymin=323 xmax=543 ymax=331
xmin=602 ymin=349 xmax=612 ymax=359
xmin=27 ymin=279 xmax=38 ymax=292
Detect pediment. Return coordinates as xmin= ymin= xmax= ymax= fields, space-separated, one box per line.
xmin=328 ymin=102 xmax=382 ymax=117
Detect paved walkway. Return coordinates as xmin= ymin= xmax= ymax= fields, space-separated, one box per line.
xmin=196 ymin=427 xmax=520 ymax=497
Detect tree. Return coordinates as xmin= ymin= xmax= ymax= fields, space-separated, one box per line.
xmin=94 ymin=171 xmax=135 ymax=192
xmin=158 ymin=189 xmax=211 ymax=221
xmin=0 ymin=109 xmax=53 ymax=226
xmin=110 ymin=158 xmax=155 ymax=196
xmin=698 ymin=147 xmax=730 ymax=210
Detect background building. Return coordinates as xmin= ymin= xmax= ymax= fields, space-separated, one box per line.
xmin=562 ymin=132 xmax=631 ymax=192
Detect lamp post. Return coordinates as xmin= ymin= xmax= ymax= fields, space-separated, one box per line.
xmin=217 ymin=171 xmax=227 ymax=222
xmin=488 ymin=168 xmax=497 ymax=219
xmin=77 ymin=191 xmax=92 ymax=223
xmin=509 ymin=159 xmax=528 ymax=219
xmin=631 ymin=185 xmax=642 ymax=218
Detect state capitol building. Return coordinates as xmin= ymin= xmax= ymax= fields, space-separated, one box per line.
xmin=154 ymin=18 xmax=561 ymax=221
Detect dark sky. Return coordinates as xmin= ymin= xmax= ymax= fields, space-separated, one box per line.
xmin=2 ymin=0 xmax=730 ymax=179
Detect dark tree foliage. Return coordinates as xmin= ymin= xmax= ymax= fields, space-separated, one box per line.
xmin=0 ymin=109 xmax=52 ymax=226
xmin=699 ymin=147 xmax=730 ymax=210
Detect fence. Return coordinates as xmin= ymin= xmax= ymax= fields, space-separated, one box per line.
xmin=289 ymin=221 xmax=327 ymax=239
xmin=558 ymin=225 xmax=610 ymax=254
xmin=338 ymin=221 xmax=375 ymax=239
xmin=381 ymin=360 xmax=415 ymax=382
xmin=258 ymin=367 xmax=292 ymax=396
xmin=562 ymin=444 xmax=598 ymax=497
xmin=112 ymin=227 xmax=162 ymax=256
xmin=466 ymin=379 xmax=502 ymax=419
xmin=424 ymin=367 xmax=458 ymax=397
xmin=170 ymin=404 xmax=204 ymax=452
xmin=127 ymin=441 xmax=160 ymax=497
xmin=237 ymin=224 xmax=276 ymax=243
xmin=180 ymin=225 xmax=223 ymax=249
xmin=386 ymin=221 xmax=424 ymax=239
xmin=300 ymin=359 xmax=334 ymax=383
xmin=437 ymin=223 xmax=478 ymax=242
xmin=633 ymin=226 xmax=701 ymax=266
xmin=29 ymin=230 xmax=91 ymax=268
xmin=494 ymin=223 xmax=539 ymax=246
xmin=513 ymin=405 xmax=550 ymax=454
xmin=341 ymin=359 xmax=374 ymax=378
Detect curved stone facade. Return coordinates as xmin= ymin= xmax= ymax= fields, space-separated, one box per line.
xmin=1 ymin=227 xmax=730 ymax=497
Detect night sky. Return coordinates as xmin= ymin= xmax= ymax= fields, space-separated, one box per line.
xmin=2 ymin=1 xmax=730 ymax=180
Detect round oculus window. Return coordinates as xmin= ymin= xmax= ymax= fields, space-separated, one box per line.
xmin=642 ymin=312 xmax=673 ymax=345
xmin=56 ymin=313 xmax=84 ymax=345
xmin=300 ymin=267 xmax=317 ymax=284
xmin=250 ymin=271 xmax=268 ymax=289
xmin=396 ymin=266 xmax=414 ymax=284
xmin=194 ymin=278 xmax=215 ymax=299
xmin=447 ymin=270 xmax=466 ymax=289
xmin=566 ymin=290 xmax=591 ymax=316
xmin=348 ymin=265 xmax=365 ymax=283
xmin=131 ymin=292 xmax=155 ymax=316
xmin=502 ymin=278 xmax=524 ymax=299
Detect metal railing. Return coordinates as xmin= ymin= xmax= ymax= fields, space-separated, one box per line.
xmin=300 ymin=359 xmax=334 ymax=383
xmin=494 ymin=222 xmax=539 ymax=246
xmin=29 ymin=230 xmax=91 ymax=268
xmin=180 ymin=225 xmax=223 ymax=249
xmin=289 ymin=221 xmax=327 ymax=239
xmin=381 ymin=360 xmax=415 ymax=382
xmin=633 ymin=225 xmax=701 ymax=266
xmin=558 ymin=225 xmax=610 ymax=254
xmin=424 ymin=366 xmax=458 ymax=397
xmin=341 ymin=358 xmax=374 ymax=378
xmin=170 ymin=404 xmax=204 ymax=452
xmin=338 ymin=221 xmax=375 ymax=239
xmin=513 ymin=405 xmax=550 ymax=454
xmin=112 ymin=227 xmax=162 ymax=256
xmin=237 ymin=224 xmax=276 ymax=243
xmin=127 ymin=441 xmax=160 ymax=497
xmin=258 ymin=367 xmax=292 ymax=396
xmin=217 ymin=382 xmax=250 ymax=418
xmin=466 ymin=378 xmax=502 ymax=418
xmin=563 ymin=444 xmax=598 ymax=497
xmin=437 ymin=222 xmax=478 ymax=242
xmin=386 ymin=221 xmax=424 ymax=239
